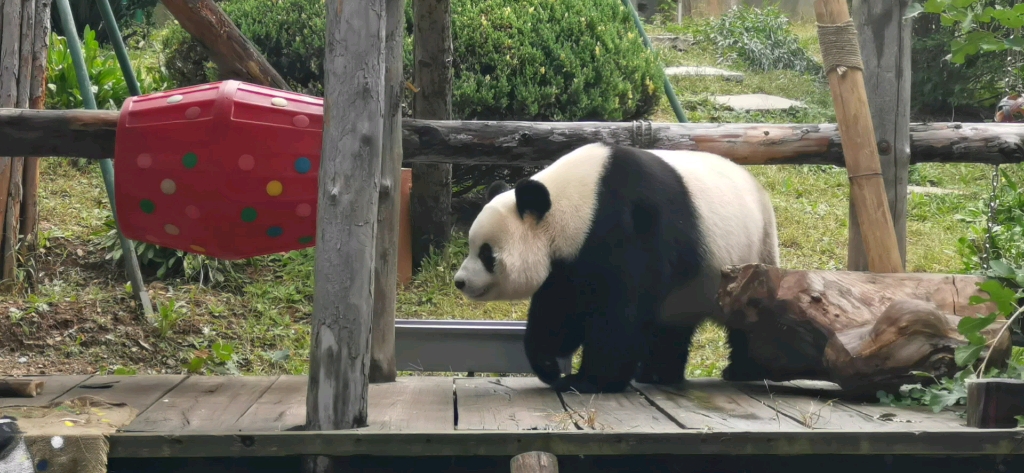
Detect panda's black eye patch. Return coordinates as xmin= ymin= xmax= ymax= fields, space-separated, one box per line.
xmin=479 ymin=243 xmax=496 ymax=273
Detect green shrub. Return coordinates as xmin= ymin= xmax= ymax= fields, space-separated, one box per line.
xmin=689 ymin=5 xmax=821 ymax=75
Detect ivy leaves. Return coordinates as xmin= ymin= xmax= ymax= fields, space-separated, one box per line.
xmin=907 ymin=0 xmax=1024 ymax=63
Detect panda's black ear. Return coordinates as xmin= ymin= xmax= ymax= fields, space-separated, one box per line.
xmin=485 ymin=181 xmax=510 ymax=203
xmin=514 ymin=179 xmax=551 ymax=221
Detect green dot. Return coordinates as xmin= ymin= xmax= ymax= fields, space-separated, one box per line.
xmin=140 ymin=199 xmax=155 ymax=214
xmin=299 ymin=236 xmax=313 ymax=244
xmin=182 ymin=152 xmax=198 ymax=169
xmin=241 ymin=207 xmax=258 ymax=222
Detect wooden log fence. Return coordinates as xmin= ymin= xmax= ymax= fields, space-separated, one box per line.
xmin=3 ymin=108 xmax=1024 ymax=166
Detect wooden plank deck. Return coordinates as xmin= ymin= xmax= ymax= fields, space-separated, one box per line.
xmin=2 ymin=374 xmax=1023 ymax=459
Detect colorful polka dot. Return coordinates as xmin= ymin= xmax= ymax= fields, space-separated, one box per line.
xmin=185 ymin=106 xmax=201 ymax=119
xmin=266 ymin=180 xmax=283 ymax=197
xmin=241 ymin=207 xmax=258 ymax=222
xmin=160 ymin=178 xmax=176 ymax=195
xmin=294 ymin=157 xmax=311 ymax=174
xmin=164 ymin=224 xmax=180 ymax=235
xmin=140 ymin=199 xmax=155 ymax=214
xmin=136 ymin=153 xmax=152 ymax=169
xmin=185 ymin=205 xmax=201 ymax=219
xmin=267 ymin=226 xmax=283 ymax=238
xmin=295 ymin=203 xmax=311 ymax=217
xmin=238 ymin=154 xmax=255 ymax=171
xmin=190 ymin=245 xmax=206 ymax=253
xmin=182 ymin=152 xmax=198 ymax=169
xmin=293 ymin=115 xmax=309 ymax=128
xmin=271 ymin=97 xmax=288 ymax=107
xmin=167 ymin=94 xmax=183 ymax=104
xmin=299 ymin=236 xmax=314 ymax=244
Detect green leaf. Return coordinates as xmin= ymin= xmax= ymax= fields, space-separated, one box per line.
xmin=905 ymin=2 xmax=925 ymax=18
xmin=955 ymin=343 xmax=984 ymax=367
xmin=923 ymin=0 xmax=949 ymax=13
xmin=271 ymin=350 xmax=291 ymax=363
xmin=989 ymin=259 xmax=1017 ymax=279
xmin=185 ymin=357 xmax=206 ymax=373
xmin=212 ymin=342 xmax=235 ymax=362
xmin=911 ymin=370 xmax=935 ymax=378
xmin=957 ymin=312 xmax=998 ymax=336
xmin=964 ymin=331 xmax=987 ymax=346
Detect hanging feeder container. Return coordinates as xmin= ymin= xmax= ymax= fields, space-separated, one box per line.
xmin=113 ymin=80 xmax=323 ymax=260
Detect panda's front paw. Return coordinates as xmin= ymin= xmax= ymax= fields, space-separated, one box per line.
xmin=550 ymin=374 xmax=628 ymax=394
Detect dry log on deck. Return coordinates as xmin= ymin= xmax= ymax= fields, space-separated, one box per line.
xmin=0 ymin=378 xmax=43 ymax=397
xmin=718 ymin=264 xmax=1013 ymax=396
xmin=966 ymin=378 xmax=1024 ymax=429
xmin=4 ymin=108 xmax=1024 ymax=166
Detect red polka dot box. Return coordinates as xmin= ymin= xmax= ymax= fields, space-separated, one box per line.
xmin=113 ymin=80 xmax=322 ymax=260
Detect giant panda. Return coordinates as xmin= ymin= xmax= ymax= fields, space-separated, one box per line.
xmin=453 ymin=142 xmax=780 ymax=393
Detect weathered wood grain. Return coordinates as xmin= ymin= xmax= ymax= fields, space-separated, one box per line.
xmin=231 ymin=375 xmax=306 ymax=432
xmin=455 ymin=377 xmax=569 ymax=431
xmin=124 ymin=375 xmax=277 ymax=432
xmin=0 ymin=374 xmax=92 ymax=407
xmin=51 ymin=375 xmax=187 ymax=414
xmin=159 ymin=0 xmax=290 ymax=91
xmin=559 ymin=389 xmax=680 ymax=432
xmin=510 ymin=451 xmax=559 ymax=473
xmin=632 ymin=379 xmax=808 ymax=431
xmin=19 ymin=0 xmax=49 ymax=253
xmin=366 ymin=377 xmax=454 ymax=431
xmin=816 ymin=0 xmax=902 ymax=273
xmin=1 ymin=0 xmax=33 ymax=285
xmin=369 ymin=0 xmax=405 ymax=384
xmin=409 ymin=0 xmax=455 ymax=271
xmin=846 ymin=0 xmax=912 ymax=271
xmin=0 ymin=0 xmax=23 ymax=285
xmin=966 ymin=378 xmax=1024 ymax=429
xmin=5 ymin=108 xmax=1024 ymax=166
xmin=106 ymin=428 xmax=1024 ymax=458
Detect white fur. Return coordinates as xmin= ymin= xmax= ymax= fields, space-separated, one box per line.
xmin=454 ymin=143 xmax=780 ymax=316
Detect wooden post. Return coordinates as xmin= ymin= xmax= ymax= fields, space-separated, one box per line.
xmin=0 ymin=0 xmax=23 ymax=288
xmin=845 ymin=0 xmax=911 ymax=271
xmin=304 ymin=0 xmax=386 ymax=471
xmin=19 ymin=0 xmax=50 ymax=255
xmin=369 ymin=0 xmax=405 ymax=384
xmin=159 ymin=0 xmax=291 ymax=91
xmin=410 ymin=0 xmax=454 ymax=273
xmin=510 ymin=452 xmax=559 ymax=473
xmin=966 ymin=379 xmax=1024 ymax=429
xmin=814 ymin=0 xmax=903 ymax=274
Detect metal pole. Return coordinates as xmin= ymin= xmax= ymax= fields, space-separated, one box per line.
xmin=96 ymin=0 xmax=142 ymax=96
xmin=620 ymin=0 xmax=688 ymax=123
xmin=53 ymin=0 xmax=155 ymax=320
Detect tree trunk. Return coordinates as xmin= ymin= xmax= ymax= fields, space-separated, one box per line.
xmin=846 ymin=0 xmax=912 ymax=272
xmin=718 ymin=264 xmax=1012 ymax=397
xmin=369 ymin=0 xmax=405 ymax=384
xmin=159 ymin=0 xmax=291 ymax=91
xmin=410 ymin=0 xmax=453 ymax=272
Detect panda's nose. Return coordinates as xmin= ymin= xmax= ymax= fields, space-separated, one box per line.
xmin=454 ymin=279 xmax=466 ymax=290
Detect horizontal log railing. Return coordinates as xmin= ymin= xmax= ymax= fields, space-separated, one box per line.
xmin=2 ymin=108 xmax=1024 ymax=166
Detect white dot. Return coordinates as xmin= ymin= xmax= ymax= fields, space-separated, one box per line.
xmin=51 ymin=436 xmax=64 ymax=449
xmin=271 ymin=97 xmax=288 ymax=107
xmin=167 ymin=94 xmax=184 ymax=104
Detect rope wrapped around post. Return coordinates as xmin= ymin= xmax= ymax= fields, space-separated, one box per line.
xmin=816 ymin=19 xmax=864 ymax=75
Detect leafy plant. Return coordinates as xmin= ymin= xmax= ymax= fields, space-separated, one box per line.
xmin=186 ymin=341 xmax=239 ymax=375
xmin=156 ymin=299 xmax=186 ymax=338
xmin=955 ymin=166 xmax=1024 ymax=275
xmin=689 ymin=5 xmax=822 ymax=75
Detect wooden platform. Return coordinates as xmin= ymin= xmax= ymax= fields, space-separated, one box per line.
xmin=2 ymin=374 xmax=1023 ymax=458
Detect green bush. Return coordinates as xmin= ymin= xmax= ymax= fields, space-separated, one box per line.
xmin=160 ymin=0 xmax=664 ymax=122
xmin=689 ymin=5 xmax=821 ymax=75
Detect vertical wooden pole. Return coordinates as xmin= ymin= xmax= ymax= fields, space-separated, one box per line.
xmin=410 ymin=0 xmax=453 ymax=273
xmin=304 ymin=0 xmax=386 ymax=471
xmin=19 ymin=0 xmax=50 ymax=254
xmin=1 ymin=0 xmax=34 ymax=286
xmin=814 ymin=0 xmax=903 ymax=274
xmin=0 ymin=0 xmax=24 ymax=288
xmin=845 ymin=0 xmax=911 ymax=271
xmin=370 ymin=0 xmax=405 ymax=384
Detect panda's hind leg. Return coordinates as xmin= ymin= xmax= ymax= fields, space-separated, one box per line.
xmin=635 ymin=323 xmax=695 ymax=385
xmin=721 ymin=327 xmax=770 ymax=382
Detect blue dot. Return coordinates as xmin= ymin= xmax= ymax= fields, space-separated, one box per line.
xmin=37 ymin=459 xmax=49 ymax=471
xmin=294 ymin=157 xmax=311 ymax=174
xmin=267 ymin=226 xmax=283 ymax=238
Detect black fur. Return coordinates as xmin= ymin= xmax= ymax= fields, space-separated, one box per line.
xmin=485 ymin=181 xmax=510 ymax=203
xmin=514 ymin=179 xmax=552 ymax=220
xmin=520 ymin=145 xmax=747 ymax=394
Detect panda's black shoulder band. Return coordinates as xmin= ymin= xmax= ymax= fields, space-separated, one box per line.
xmin=514 ymin=179 xmax=551 ymax=221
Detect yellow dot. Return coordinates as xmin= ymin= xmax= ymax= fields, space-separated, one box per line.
xmin=266 ymin=180 xmax=283 ymax=196
xmin=190 ymin=245 xmax=206 ymax=253
xmin=164 ymin=224 xmax=179 ymax=235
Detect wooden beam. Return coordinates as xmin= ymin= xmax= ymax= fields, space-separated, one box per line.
xmin=847 ymin=0 xmax=912 ymax=271
xmin=815 ymin=0 xmax=903 ymax=273
xmin=369 ymin=0 xmax=405 ymax=384
xmin=159 ymin=0 xmax=291 ymax=91
xmin=0 ymin=377 xmax=44 ymax=397
xmin=511 ymin=452 xmax=559 ymax=473
xmin=410 ymin=0 xmax=454 ymax=272
xmin=6 ymin=109 xmax=1024 ymax=166
xmin=304 ymin=0 xmax=385 ymax=471
xmin=966 ymin=379 xmax=1024 ymax=429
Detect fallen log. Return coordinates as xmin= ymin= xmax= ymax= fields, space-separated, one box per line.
xmin=0 ymin=378 xmax=43 ymax=397
xmin=718 ymin=264 xmax=1012 ymax=396
xmin=159 ymin=0 xmax=291 ymax=91
xmin=3 ymin=108 xmax=1024 ymax=166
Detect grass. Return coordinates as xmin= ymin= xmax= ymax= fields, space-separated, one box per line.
xmin=0 ymin=14 xmax=1014 ymax=381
